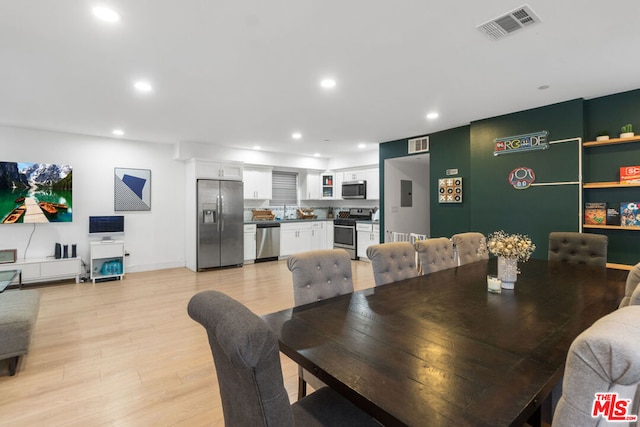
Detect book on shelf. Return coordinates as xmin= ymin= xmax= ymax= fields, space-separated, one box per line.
xmin=620 ymin=166 xmax=640 ymax=184
xmin=606 ymin=204 xmax=620 ymax=226
xmin=584 ymin=202 xmax=606 ymax=225
xmin=620 ymin=202 xmax=640 ymax=227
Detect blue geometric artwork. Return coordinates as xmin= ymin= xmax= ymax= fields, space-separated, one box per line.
xmin=114 ymin=168 xmax=151 ymax=211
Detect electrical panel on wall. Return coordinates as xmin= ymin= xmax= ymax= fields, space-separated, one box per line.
xmin=438 ymin=177 xmax=462 ymax=203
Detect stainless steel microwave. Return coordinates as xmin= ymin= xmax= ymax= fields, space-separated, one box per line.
xmin=342 ymin=181 xmax=367 ymax=199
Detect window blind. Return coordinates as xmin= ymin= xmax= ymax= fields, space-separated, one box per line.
xmin=270 ymin=171 xmax=298 ymax=206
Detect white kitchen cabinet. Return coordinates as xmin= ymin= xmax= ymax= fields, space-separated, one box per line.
xmin=333 ymin=172 xmax=344 ymax=200
xmin=280 ymin=222 xmax=313 ymax=256
xmin=244 ymin=224 xmax=256 ymax=262
xmin=365 ymin=167 xmax=380 ymax=200
xmin=301 ymin=172 xmax=321 ymax=200
xmin=90 ymin=240 xmax=125 ymax=283
xmin=356 ymin=222 xmax=380 ymax=260
xmin=310 ymin=221 xmax=334 ymax=250
xmin=192 ymin=160 xmax=243 ymax=181
xmin=243 ymin=166 xmax=273 ymax=199
xmin=343 ymin=169 xmax=367 ymax=181
xmin=321 ymin=173 xmax=335 ymax=199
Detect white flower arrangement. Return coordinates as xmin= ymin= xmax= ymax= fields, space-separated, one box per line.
xmin=487 ymin=230 xmax=536 ymax=262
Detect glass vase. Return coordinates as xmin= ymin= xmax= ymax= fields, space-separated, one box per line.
xmin=498 ymin=256 xmax=518 ymax=289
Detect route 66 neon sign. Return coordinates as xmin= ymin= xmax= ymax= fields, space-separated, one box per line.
xmin=508 ymin=167 xmax=535 ymax=189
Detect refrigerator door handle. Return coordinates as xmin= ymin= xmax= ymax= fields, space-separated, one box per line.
xmin=217 ymin=195 xmax=224 ymax=232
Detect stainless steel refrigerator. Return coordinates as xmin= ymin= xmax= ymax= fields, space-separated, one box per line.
xmin=197 ymin=179 xmax=244 ymax=270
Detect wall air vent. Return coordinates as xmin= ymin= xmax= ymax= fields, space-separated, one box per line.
xmin=477 ymin=4 xmax=541 ymax=40
xmin=408 ymin=136 xmax=429 ymax=154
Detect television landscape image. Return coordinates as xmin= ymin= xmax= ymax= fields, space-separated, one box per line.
xmin=0 ymin=161 xmax=73 ymax=224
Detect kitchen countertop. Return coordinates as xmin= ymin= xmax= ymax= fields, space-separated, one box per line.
xmin=244 ymin=218 xmax=334 ymax=225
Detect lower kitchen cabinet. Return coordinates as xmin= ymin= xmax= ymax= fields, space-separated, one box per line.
xmin=356 ymin=222 xmax=380 ymax=260
xmin=244 ymin=224 xmax=256 ymax=262
xmin=280 ymin=221 xmax=334 ymax=256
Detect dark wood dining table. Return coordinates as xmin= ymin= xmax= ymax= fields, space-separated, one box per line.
xmin=261 ymin=258 xmax=628 ymax=427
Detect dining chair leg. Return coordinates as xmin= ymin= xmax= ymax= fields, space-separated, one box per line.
xmin=297 ymin=376 xmax=307 ymax=400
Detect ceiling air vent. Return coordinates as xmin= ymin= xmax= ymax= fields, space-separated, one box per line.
xmin=408 ymin=136 xmax=429 ymax=154
xmin=477 ymin=4 xmax=541 ymax=40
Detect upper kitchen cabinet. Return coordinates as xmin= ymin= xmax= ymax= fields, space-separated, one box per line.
xmin=321 ymin=173 xmax=335 ymax=199
xmin=244 ymin=166 xmax=273 ymax=200
xmin=365 ymin=167 xmax=380 ymax=199
xmin=343 ymin=170 xmax=367 ymax=181
xmin=301 ymin=171 xmax=321 ymax=200
xmin=191 ymin=159 xmax=243 ymax=181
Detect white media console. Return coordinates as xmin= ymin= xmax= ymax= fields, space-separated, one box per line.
xmin=0 ymin=257 xmax=82 ymax=284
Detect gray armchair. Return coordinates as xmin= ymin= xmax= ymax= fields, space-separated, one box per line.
xmin=366 ymin=242 xmax=418 ymax=286
xmin=187 ymin=290 xmax=379 ymax=427
xmin=287 ymin=249 xmax=354 ymax=398
xmin=548 ymin=232 xmax=608 ymax=267
xmin=619 ymin=262 xmax=640 ymax=308
xmin=552 ymin=305 xmax=640 ymax=427
xmin=451 ymin=232 xmax=489 ymax=266
xmin=414 ymin=238 xmax=455 ymax=274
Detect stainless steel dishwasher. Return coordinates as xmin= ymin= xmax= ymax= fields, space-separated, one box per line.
xmin=256 ymin=222 xmax=280 ymax=262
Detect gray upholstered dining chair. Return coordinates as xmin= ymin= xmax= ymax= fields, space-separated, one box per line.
xmin=451 ymin=232 xmax=489 ymax=266
xmin=552 ymin=305 xmax=640 ymax=427
xmin=366 ymin=242 xmax=418 ymax=286
xmin=414 ymin=238 xmax=455 ymax=275
xmin=287 ymin=249 xmax=354 ymax=398
xmin=619 ymin=261 xmax=640 ymax=308
xmin=548 ymin=232 xmax=608 ymax=267
xmin=187 ymin=290 xmax=380 ymax=427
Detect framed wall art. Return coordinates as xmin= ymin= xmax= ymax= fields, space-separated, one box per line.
xmin=114 ymin=168 xmax=151 ymax=211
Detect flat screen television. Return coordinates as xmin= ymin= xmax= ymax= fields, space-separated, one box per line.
xmin=89 ymin=215 xmax=124 ymax=240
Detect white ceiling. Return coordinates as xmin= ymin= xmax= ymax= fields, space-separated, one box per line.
xmin=1 ymin=1 xmax=639 ymax=159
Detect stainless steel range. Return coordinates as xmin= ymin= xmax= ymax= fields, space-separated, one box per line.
xmin=334 ymin=208 xmax=373 ymax=260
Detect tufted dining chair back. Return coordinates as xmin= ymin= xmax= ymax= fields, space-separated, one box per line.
xmin=414 ymin=238 xmax=456 ymax=275
xmin=366 ymin=242 xmax=418 ymax=286
xmin=552 ymin=305 xmax=640 ymax=427
xmin=451 ymin=232 xmax=489 ymax=266
xmin=548 ymin=232 xmax=608 ymax=267
xmin=619 ymin=261 xmax=640 ymax=308
xmin=287 ymin=249 xmax=354 ymax=398
xmin=187 ymin=290 xmax=380 ymax=426
xmin=287 ymin=249 xmax=354 ymax=306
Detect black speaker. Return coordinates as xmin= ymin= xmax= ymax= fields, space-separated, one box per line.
xmin=63 ymin=244 xmax=69 ymax=258
xmin=71 ymin=244 xmax=77 ymax=258
xmin=55 ymin=243 xmax=62 ymax=259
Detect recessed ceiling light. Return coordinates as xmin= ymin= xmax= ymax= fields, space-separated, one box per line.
xmin=112 ymin=129 xmax=124 ymax=136
xmin=426 ymin=112 xmax=439 ymax=120
xmin=538 ymin=85 xmax=550 ymax=90
xmin=253 ymin=145 xmax=261 ymax=150
xmin=320 ymin=78 xmax=336 ymax=89
xmin=358 ymin=143 xmax=367 ymax=149
xmin=92 ymin=6 xmax=121 ymax=23
xmin=134 ymin=81 xmax=153 ymax=93
xmin=292 ymin=132 xmax=302 ymax=140
xmin=313 ymin=153 xmax=321 ymax=157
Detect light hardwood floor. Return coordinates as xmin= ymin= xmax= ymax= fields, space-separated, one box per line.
xmin=0 ymin=259 xmax=376 ymax=426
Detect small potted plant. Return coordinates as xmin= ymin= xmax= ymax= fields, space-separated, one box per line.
xmin=620 ymin=124 xmax=634 ymax=138
xmin=596 ymin=130 xmax=610 ymax=141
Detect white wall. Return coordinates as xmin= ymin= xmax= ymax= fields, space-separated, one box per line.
xmin=383 ymin=156 xmax=430 ymax=240
xmin=0 ymin=126 xmax=185 ymax=274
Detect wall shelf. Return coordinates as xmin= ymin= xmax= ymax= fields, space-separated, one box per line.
xmin=583 ymin=135 xmax=640 ymax=147
xmin=583 ymin=181 xmax=640 ymax=189
xmin=583 ymin=224 xmax=640 ymax=231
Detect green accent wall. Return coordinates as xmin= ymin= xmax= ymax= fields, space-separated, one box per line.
xmin=469 ymin=99 xmax=584 ymax=260
xmin=379 ymin=89 xmax=640 ymax=266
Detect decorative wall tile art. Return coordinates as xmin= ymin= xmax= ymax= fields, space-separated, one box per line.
xmin=438 ymin=177 xmax=462 ymax=203
xmin=114 ymin=168 xmax=151 ymax=211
